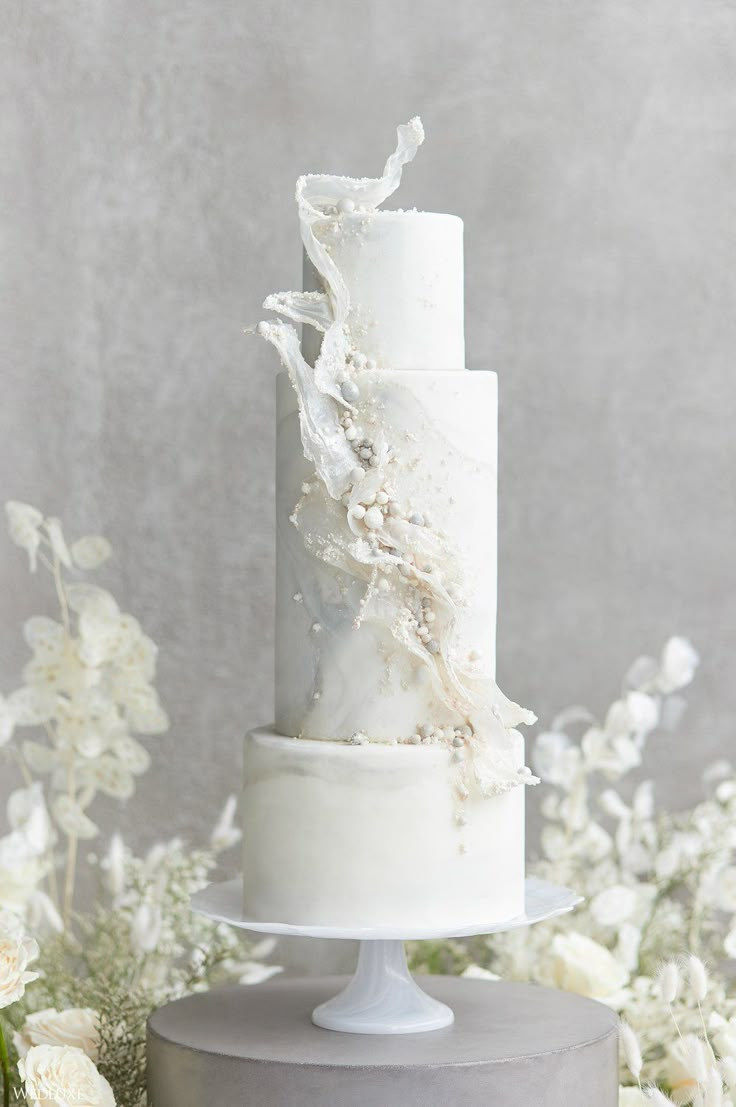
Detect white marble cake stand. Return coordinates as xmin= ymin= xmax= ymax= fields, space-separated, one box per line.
xmin=191 ymin=876 xmax=581 ymax=1035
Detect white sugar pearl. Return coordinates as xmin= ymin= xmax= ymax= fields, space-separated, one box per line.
xmin=369 ymin=454 xmax=380 ymax=467
xmin=338 ymin=197 xmax=355 ymax=214
xmin=349 ymin=504 xmax=366 ymax=520
xmin=359 ymin=447 xmax=373 ymax=460
xmin=427 ymin=639 xmax=440 ymax=654
xmin=351 ymin=467 xmax=364 ymax=483
xmin=376 ymin=490 xmax=389 ymax=505
xmin=409 ymin=512 xmax=425 ymax=527
xmin=345 ymin=426 xmax=358 ymax=441
xmin=364 ymin=506 xmax=384 ymax=530
xmin=362 ymin=492 xmax=376 ymax=506
xmin=365 ymin=358 xmax=377 ymax=371
xmin=424 ymin=610 xmax=435 ymax=623
xmin=388 ymin=502 xmax=403 ymax=517
xmin=341 ymin=380 xmax=360 ymax=403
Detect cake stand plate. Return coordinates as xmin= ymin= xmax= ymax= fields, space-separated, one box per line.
xmin=192 ymin=877 xmax=581 ymax=1034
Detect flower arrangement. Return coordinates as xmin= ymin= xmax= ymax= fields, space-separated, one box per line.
xmin=2 ymin=501 xmax=733 ymax=1107
xmin=0 ymin=503 xmax=278 ymax=1107
xmin=410 ymin=635 xmax=736 ymax=1105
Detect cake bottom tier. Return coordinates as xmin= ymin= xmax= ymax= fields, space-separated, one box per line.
xmin=241 ymin=727 xmax=525 ymax=930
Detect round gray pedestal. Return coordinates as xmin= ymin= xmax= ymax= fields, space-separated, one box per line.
xmin=147 ymin=977 xmax=619 ymax=1106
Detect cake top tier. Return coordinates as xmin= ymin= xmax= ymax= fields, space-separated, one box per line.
xmin=302 ymin=209 xmax=464 ymax=371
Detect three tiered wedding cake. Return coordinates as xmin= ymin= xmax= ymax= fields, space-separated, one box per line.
xmin=244 ymin=119 xmax=537 ymax=930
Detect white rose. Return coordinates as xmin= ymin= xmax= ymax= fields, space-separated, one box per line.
xmin=0 ymin=908 xmax=40 ymax=1009
xmin=14 ymin=1007 xmax=100 ymax=1062
xmin=550 ymin=932 xmax=629 ymax=1001
xmin=18 ymin=1043 xmax=114 ymax=1107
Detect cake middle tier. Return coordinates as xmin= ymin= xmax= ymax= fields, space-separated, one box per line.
xmin=275 ymin=368 xmax=498 ymax=741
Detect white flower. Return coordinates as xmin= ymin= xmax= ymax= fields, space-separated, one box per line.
xmin=19 ymin=1043 xmax=114 ymax=1107
xmin=0 ymin=908 xmax=39 ymax=1008
xmin=101 ymin=833 xmax=127 ymax=903
xmin=210 ymin=795 xmax=242 ymax=852
xmin=714 ymin=868 xmax=736 ymax=913
xmin=0 ymin=694 xmax=14 ymax=747
xmin=111 ymin=734 xmax=151 ymax=775
xmin=238 ymin=961 xmax=283 ymax=985
xmin=549 ymin=932 xmax=629 ymax=1002
xmin=44 ymin=517 xmax=72 ymax=568
xmin=657 ymin=637 xmax=699 ymax=694
xmin=7 ymin=782 xmax=56 ymax=856
xmin=5 ymin=501 xmax=43 ymax=571
xmin=130 ymin=901 xmax=163 ymax=954
xmin=121 ymin=683 xmax=169 ymax=735
xmin=533 ymin=731 xmax=581 ymax=789
xmin=25 ymin=890 xmax=64 ymax=935
xmin=619 ymin=1090 xmax=650 ymax=1106
xmin=591 ymin=885 xmax=639 ymax=928
xmin=662 ymin=1034 xmax=707 ymax=1102
xmin=14 ymin=1007 xmax=100 ymax=1062
xmin=605 ymin=693 xmax=660 ymax=740
xmin=7 ymin=685 xmax=56 ymax=726
xmin=461 ymin=964 xmax=500 ymax=981
xmin=71 ymin=535 xmax=112 ymax=570
xmin=52 ymin=796 xmax=99 ymax=840
xmin=0 ymin=849 xmax=46 ymax=915
xmin=76 ymin=756 xmax=135 ymax=801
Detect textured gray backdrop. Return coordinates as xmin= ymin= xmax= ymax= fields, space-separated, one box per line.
xmin=2 ymin=2 xmax=734 ymax=876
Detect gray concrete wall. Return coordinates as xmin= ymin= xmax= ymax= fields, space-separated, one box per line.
xmin=1 ymin=0 xmax=734 ymax=870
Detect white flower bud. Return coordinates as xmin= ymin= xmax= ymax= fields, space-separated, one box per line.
xmin=657 ymin=961 xmax=680 ymax=1005
xmin=688 ymin=955 xmax=708 ymax=1003
xmin=620 ymin=1020 xmax=643 ymax=1080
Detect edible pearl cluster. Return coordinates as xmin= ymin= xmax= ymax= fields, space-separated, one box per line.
xmin=334 ymin=367 xmax=443 ymax=653
xmin=407 ymin=721 xmax=474 ymax=750
xmin=415 ymin=596 xmax=439 ymax=654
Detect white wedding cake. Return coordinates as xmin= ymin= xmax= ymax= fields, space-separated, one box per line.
xmin=244 ymin=119 xmax=538 ymax=930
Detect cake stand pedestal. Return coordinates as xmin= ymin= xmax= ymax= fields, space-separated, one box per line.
xmin=185 ymin=875 xmax=581 ymax=1034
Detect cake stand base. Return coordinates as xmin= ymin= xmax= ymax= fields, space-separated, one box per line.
xmin=147 ymin=977 xmax=619 ymax=1107
xmin=311 ymin=940 xmax=453 ymax=1033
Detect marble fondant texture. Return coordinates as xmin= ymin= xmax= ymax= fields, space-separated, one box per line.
xmin=241 ymin=728 xmax=525 ymax=929
xmin=274 ymin=368 xmax=498 ymax=742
